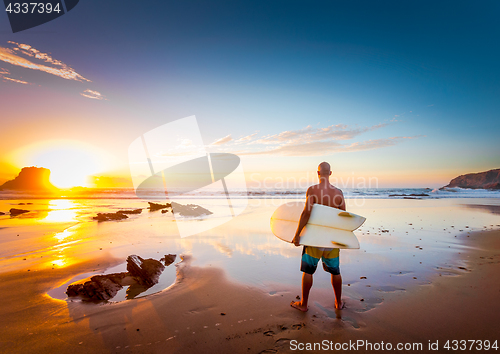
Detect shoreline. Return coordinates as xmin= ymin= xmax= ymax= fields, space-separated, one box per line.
xmin=0 ymin=227 xmax=498 ymax=353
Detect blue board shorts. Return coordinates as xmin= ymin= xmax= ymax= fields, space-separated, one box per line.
xmin=301 ymin=246 xmax=340 ymax=275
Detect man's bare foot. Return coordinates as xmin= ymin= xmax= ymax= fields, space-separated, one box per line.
xmin=335 ymin=301 xmax=345 ymax=310
xmin=290 ymin=301 xmax=308 ymax=312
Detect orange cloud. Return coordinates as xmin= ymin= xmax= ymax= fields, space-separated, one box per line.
xmin=2 ymin=76 xmax=29 ymax=84
xmin=210 ymin=134 xmax=232 ymax=145
xmin=80 ymin=89 xmax=106 ymax=100
xmin=0 ymin=67 xmax=31 ymax=84
xmin=0 ymin=42 xmax=90 ymax=82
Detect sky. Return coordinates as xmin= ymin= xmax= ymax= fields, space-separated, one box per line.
xmin=0 ymin=0 xmax=499 ymax=188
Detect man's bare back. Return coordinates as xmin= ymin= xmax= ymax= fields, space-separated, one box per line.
xmin=306 ymin=183 xmax=346 ymax=211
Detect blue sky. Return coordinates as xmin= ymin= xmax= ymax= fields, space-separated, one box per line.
xmin=0 ymin=0 xmax=499 ymax=187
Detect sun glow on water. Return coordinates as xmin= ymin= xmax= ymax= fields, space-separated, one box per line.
xmin=43 ymin=200 xmax=77 ymax=223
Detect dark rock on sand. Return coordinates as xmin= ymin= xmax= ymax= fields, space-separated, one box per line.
xmin=10 ymin=208 xmax=29 ymax=216
xmin=442 ymin=168 xmax=500 ymax=190
xmin=93 ymin=212 xmax=129 ymax=221
xmin=0 ymin=166 xmax=57 ymax=191
xmin=67 ymin=254 xmax=175 ymax=301
xmin=117 ymin=209 xmax=142 ymax=215
xmin=148 ymin=202 xmax=171 ymax=211
xmin=66 ymin=274 xmax=124 ymax=301
xmin=127 ymin=255 xmax=165 ymax=287
xmin=171 ymin=201 xmax=213 ymax=217
xmin=161 ymin=254 xmax=177 ymax=266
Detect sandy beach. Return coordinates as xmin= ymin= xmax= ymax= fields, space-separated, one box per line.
xmin=0 ymin=197 xmax=499 ymax=353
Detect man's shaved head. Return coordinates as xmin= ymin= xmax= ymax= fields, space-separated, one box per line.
xmin=318 ymin=162 xmax=331 ymax=176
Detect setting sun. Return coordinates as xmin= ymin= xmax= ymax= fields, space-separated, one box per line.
xmin=10 ymin=140 xmax=112 ymax=189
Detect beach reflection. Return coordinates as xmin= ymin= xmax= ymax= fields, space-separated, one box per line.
xmin=43 ymin=200 xmax=77 ymax=223
xmin=2 ymin=197 xmax=499 ymax=310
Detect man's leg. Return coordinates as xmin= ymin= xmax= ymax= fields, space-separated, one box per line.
xmin=291 ymin=272 xmax=312 ymax=312
xmin=292 ymin=247 xmax=319 ymax=312
xmin=321 ymin=248 xmax=342 ymax=309
xmin=301 ymin=272 xmax=313 ymax=306
xmin=331 ymin=274 xmax=343 ymax=309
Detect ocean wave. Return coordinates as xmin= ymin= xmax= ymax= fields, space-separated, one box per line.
xmin=1 ymin=187 xmax=499 ymax=200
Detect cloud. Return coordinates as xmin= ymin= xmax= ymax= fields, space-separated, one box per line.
xmin=238 ymin=136 xmax=420 ymax=156
xmin=210 ymin=134 xmax=233 ymax=145
xmin=209 ymin=123 xmax=422 ymax=156
xmin=2 ymin=76 xmax=29 ymax=84
xmin=0 ymin=42 xmax=90 ymax=82
xmin=80 ymin=89 xmax=106 ymax=100
xmin=234 ymin=132 xmax=258 ymax=143
xmin=0 ymin=67 xmax=32 ymax=84
xmin=249 ymin=123 xmax=387 ymax=146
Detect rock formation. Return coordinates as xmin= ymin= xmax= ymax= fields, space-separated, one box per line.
xmin=117 ymin=209 xmax=142 ymax=214
xmin=442 ymin=168 xmax=500 ymax=190
xmin=0 ymin=167 xmax=57 ymax=191
xmin=10 ymin=208 xmax=29 ymax=216
xmin=66 ymin=274 xmax=124 ymax=301
xmin=93 ymin=212 xmax=128 ymax=221
xmin=126 ymin=255 xmax=165 ymax=287
xmin=148 ymin=202 xmax=171 ymax=211
xmin=171 ymin=201 xmax=213 ymax=216
xmin=66 ymin=254 xmax=175 ymax=301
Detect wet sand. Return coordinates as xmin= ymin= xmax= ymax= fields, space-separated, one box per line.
xmin=0 ymin=198 xmax=499 ymax=353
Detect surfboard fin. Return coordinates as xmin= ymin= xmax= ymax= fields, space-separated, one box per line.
xmin=338 ymin=212 xmax=353 ymax=217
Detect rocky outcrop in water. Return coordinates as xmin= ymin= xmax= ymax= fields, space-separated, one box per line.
xmin=148 ymin=202 xmax=171 ymax=211
xmin=126 ymin=255 xmax=166 ymax=287
xmin=0 ymin=167 xmax=57 ymax=191
xmin=117 ymin=209 xmax=142 ymax=214
xmin=171 ymin=201 xmax=213 ymax=216
xmin=66 ymin=254 xmax=176 ymax=301
xmin=10 ymin=208 xmax=29 ymax=216
xmin=92 ymin=209 xmax=143 ymax=221
xmin=93 ymin=212 xmax=128 ymax=221
xmin=66 ymin=274 xmax=125 ymax=301
xmin=442 ymin=169 xmax=500 ymax=190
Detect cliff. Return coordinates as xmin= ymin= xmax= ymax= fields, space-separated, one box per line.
xmin=442 ymin=168 xmax=500 ymax=190
xmin=0 ymin=167 xmax=57 ymax=191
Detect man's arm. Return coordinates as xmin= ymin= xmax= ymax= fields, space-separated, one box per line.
xmin=292 ymin=188 xmax=315 ymax=246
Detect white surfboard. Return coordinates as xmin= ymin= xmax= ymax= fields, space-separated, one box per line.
xmin=270 ymin=202 xmax=366 ymax=249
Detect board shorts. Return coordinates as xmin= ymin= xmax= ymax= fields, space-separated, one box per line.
xmin=301 ymin=246 xmax=340 ymax=275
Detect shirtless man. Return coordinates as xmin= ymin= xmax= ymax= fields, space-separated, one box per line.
xmin=290 ymin=162 xmax=345 ymax=312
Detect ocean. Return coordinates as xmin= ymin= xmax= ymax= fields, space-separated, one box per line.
xmin=1 ymin=186 xmax=499 ymax=200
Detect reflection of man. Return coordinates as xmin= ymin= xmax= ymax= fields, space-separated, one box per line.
xmin=291 ymin=162 xmax=345 ymax=312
